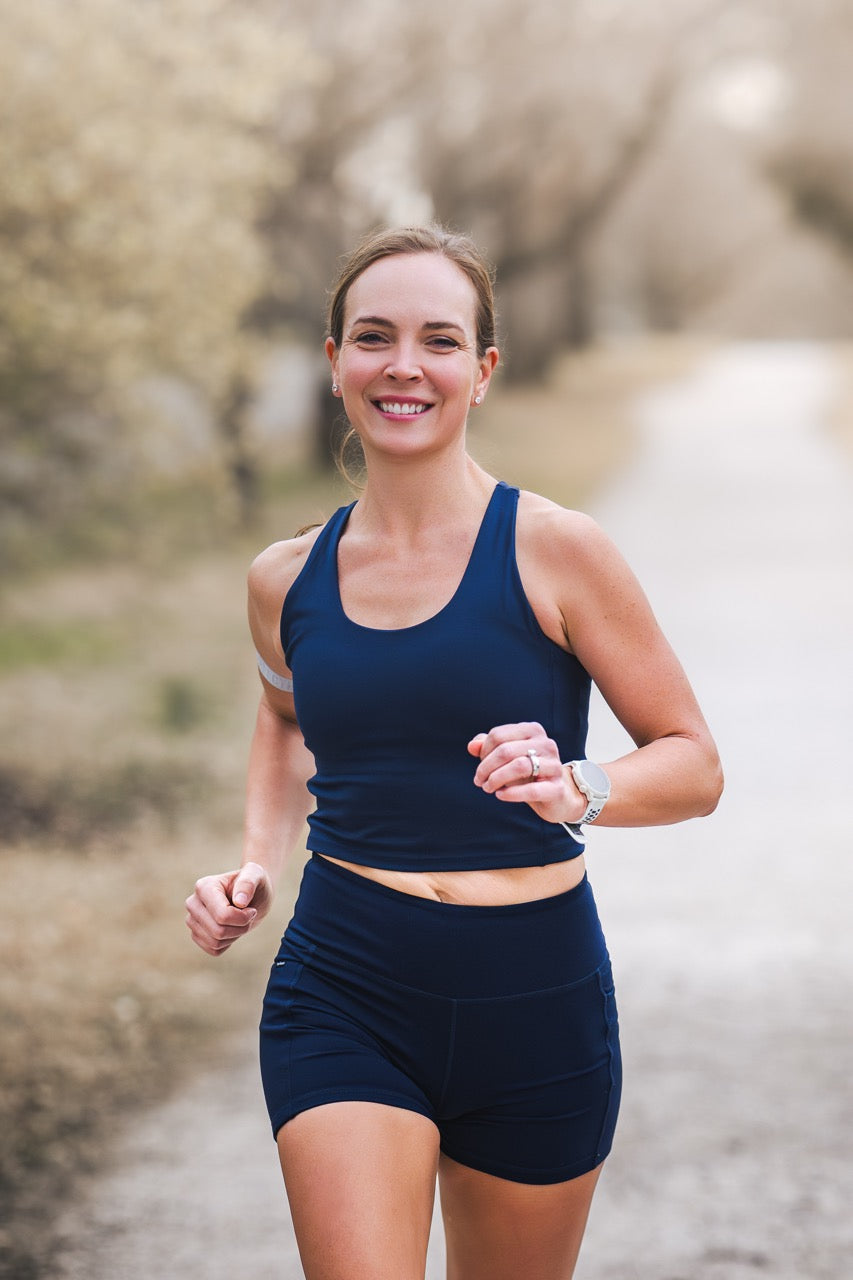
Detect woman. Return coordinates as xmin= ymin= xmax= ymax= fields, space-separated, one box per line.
xmin=186 ymin=225 xmax=722 ymax=1280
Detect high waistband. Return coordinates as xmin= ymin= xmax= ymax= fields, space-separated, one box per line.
xmin=281 ymin=853 xmax=609 ymax=1000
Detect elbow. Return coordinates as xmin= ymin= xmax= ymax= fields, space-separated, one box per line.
xmin=699 ymin=753 xmax=724 ymax=817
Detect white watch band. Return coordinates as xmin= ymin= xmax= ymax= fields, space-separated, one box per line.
xmin=564 ymin=759 xmax=611 ymax=832
xmin=578 ymin=795 xmax=607 ymax=824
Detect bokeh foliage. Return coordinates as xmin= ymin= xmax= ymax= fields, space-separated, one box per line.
xmin=1 ymin=0 xmax=314 ymax=565
xmin=3 ymin=0 xmax=853 ymax=576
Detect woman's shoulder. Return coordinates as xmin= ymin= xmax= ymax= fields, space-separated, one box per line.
xmin=516 ymin=486 xmax=645 ymax=626
xmin=248 ymin=522 xmax=327 ymax=611
xmin=516 ymin=488 xmax=607 ymax=556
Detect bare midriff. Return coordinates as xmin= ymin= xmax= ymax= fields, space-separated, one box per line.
xmin=316 ymin=853 xmax=587 ymax=906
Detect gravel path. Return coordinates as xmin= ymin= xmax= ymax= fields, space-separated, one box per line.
xmin=52 ymin=343 xmax=853 ymax=1279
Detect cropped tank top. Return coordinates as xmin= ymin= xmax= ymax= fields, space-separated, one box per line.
xmin=281 ymin=481 xmax=591 ymax=870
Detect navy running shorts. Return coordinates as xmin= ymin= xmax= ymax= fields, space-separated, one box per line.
xmin=259 ymin=853 xmax=621 ymax=1185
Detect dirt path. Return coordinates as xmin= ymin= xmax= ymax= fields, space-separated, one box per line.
xmin=52 ymin=344 xmax=853 ymax=1278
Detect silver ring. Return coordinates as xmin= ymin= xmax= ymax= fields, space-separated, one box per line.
xmin=527 ymin=749 xmax=541 ymax=780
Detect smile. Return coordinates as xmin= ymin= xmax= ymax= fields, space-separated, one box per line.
xmin=376 ymin=401 xmax=430 ymax=415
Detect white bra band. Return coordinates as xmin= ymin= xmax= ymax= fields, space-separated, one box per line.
xmin=256 ymin=651 xmax=294 ymax=692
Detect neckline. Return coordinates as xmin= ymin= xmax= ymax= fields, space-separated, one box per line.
xmin=333 ymin=481 xmax=507 ymax=634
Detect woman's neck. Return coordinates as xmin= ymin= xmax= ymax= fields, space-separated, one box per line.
xmin=353 ymin=452 xmax=496 ymax=541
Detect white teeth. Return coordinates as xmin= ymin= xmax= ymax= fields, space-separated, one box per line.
xmin=379 ymin=401 xmax=428 ymax=415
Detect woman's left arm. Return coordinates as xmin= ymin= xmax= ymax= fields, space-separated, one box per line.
xmin=471 ymin=504 xmax=723 ymax=829
xmin=558 ymin=511 xmax=723 ymax=827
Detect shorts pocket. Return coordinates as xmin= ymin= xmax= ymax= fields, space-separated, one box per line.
xmin=594 ymin=960 xmax=622 ymax=1163
xmin=262 ymin=956 xmax=305 ymax=1023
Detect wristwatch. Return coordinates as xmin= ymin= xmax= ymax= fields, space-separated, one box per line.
xmin=561 ymin=760 xmax=611 ymax=841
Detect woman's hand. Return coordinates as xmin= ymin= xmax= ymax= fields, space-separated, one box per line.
xmin=468 ymin=722 xmax=585 ymax=828
xmin=185 ymin=861 xmax=274 ymax=957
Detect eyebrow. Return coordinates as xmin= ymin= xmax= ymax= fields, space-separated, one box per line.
xmin=349 ymin=315 xmax=466 ymax=333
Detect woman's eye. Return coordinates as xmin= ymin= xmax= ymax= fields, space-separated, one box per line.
xmin=355 ymin=331 xmax=386 ymax=345
xmin=428 ymin=336 xmax=459 ymax=350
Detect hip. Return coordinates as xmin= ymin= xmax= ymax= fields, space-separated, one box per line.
xmin=279 ymin=852 xmax=609 ymax=1000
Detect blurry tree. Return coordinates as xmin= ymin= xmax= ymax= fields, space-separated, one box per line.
xmin=6 ymin=0 xmax=826 ymax=542
xmin=594 ymin=13 xmax=796 ymax=337
xmin=256 ymin=0 xmax=711 ymax=400
xmin=249 ymin=0 xmax=429 ymax=465
xmin=415 ymin=1 xmax=681 ymax=378
xmin=761 ymin=0 xmax=853 ymax=263
xmin=0 ymin=0 xmax=313 ymax=562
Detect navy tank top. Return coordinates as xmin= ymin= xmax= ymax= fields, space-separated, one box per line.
xmin=281 ymin=481 xmax=590 ymax=870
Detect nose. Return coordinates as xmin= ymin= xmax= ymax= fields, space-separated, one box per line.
xmin=383 ymin=341 xmax=423 ymax=381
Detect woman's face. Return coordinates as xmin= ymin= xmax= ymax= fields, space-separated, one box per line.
xmin=326 ymin=253 xmax=498 ymax=463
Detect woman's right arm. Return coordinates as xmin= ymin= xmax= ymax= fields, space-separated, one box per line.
xmin=185 ymin=538 xmax=317 ymax=957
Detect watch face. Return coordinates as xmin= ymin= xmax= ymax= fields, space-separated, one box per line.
xmin=577 ymin=760 xmax=610 ymax=796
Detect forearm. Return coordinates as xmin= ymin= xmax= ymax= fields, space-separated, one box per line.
xmin=242 ymin=699 xmax=315 ymax=888
xmin=586 ymin=731 xmax=723 ymax=829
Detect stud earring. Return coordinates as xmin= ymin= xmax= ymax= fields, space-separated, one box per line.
xmin=474 ymin=394 xmax=482 ymax=405
xmin=332 ymin=383 xmax=339 ymax=394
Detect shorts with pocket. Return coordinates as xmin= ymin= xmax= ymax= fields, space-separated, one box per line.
xmin=259 ymin=853 xmax=621 ymax=1185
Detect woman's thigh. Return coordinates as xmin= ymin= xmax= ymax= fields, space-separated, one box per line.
xmin=439 ymin=1153 xmax=603 ymax=1280
xmin=278 ymin=1101 xmax=440 ymax=1280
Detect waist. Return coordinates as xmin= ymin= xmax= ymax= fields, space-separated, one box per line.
xmin=316 ymin=851 xmax=587 ymax=906
xmin=285 ymin=854 xmax=607 ymax=999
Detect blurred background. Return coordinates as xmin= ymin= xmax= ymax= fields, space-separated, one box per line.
xmin=2 ymin=0 xmax=853 ymax=1275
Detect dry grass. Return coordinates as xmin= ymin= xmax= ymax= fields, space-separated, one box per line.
xmin=0 ymin=339 xmax=705 ymax=1276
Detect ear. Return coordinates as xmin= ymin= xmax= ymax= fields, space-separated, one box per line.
xmin=325 ymin=337 xmax=341 ymax=395
xmin=473 ymin=346 xmax=500 ymax=404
